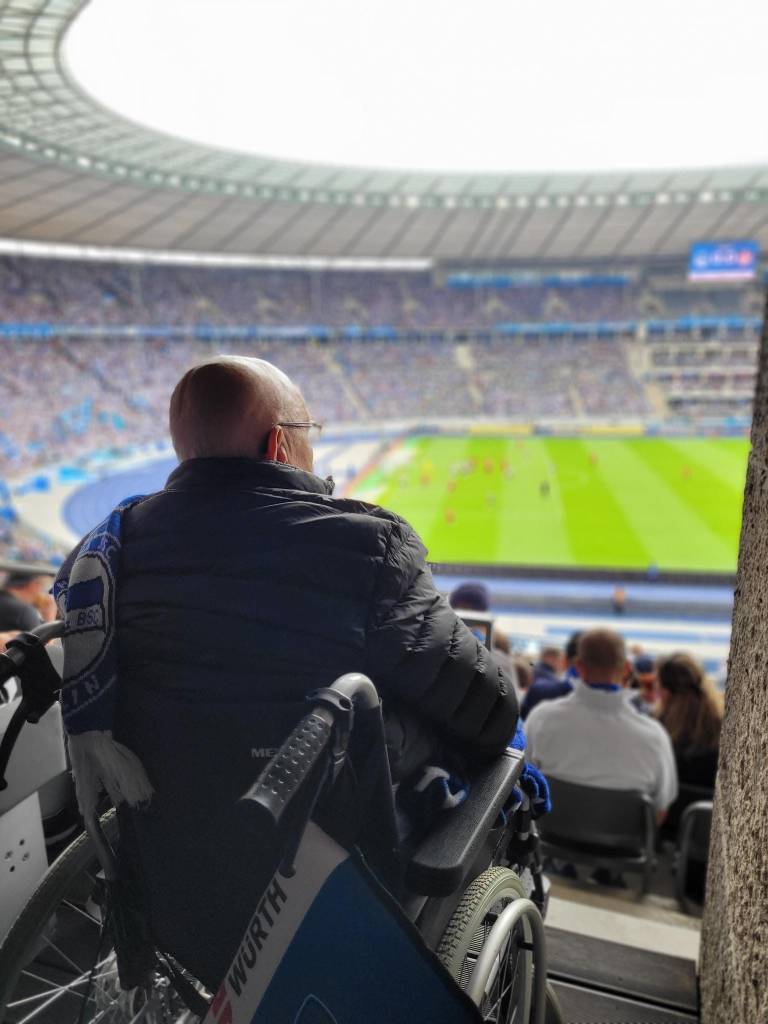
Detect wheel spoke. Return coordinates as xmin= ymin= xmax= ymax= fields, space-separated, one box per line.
xmin=39 ymin=934 xmax=88 ymax=975
xmin=13 ymin=961 xmax=112 ymax=1024
xmin=486 ymin=972 xmax=516 ymax=1021
xmin=6 ymin=971 xmax=115 ymax=1011
xmin=0 ymin=812 xmax=132 ymax=1024
xmin=61 ymin=899 xmax=102 ymax=927
xmin=484 ymin=931 xmax=522 ymax=1022
xmin=8 ymin=975 xmax=82 ymax=1007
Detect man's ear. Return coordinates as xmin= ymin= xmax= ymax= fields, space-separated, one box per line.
xmin=265 ymin=425 xmax=287 ymax=463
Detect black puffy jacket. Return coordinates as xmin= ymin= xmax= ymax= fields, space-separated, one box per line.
xmin=105 ymin=457 xmax=517 ymax=982
xmin=115 ymin=457 xmax=517 ymax=764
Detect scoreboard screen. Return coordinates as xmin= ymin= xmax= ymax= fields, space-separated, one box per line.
xmin=688 ymin=240 xmax=759 ymax=281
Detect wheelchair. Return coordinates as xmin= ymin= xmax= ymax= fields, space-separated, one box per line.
xmin=0 ymin=622 xmax=563 ymax=1023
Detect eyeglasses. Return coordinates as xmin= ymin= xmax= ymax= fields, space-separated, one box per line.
xmin=277 ymin=420 xmax=323 ymax=442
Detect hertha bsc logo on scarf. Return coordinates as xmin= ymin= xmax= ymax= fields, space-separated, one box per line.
xmin=53 ymin=494 xmax=155 ymax=818
xmin=62 ymin=552 xmax=113 ymax=686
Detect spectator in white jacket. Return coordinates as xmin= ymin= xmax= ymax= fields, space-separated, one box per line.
xmin=526 ymin=628 xmax=678 ymax=823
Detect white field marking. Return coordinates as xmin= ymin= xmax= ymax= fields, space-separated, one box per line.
xmin=378 ymin=444 xmax=416 ymax=472
xmin=326 ymin=441 xmax=380 ymax=478
xmin=353 ymin=487 xmax=384 ymax=504
xmin=13 ymin=478 xmax=83 ymax=547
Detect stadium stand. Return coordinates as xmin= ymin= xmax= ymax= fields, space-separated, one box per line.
xmin=0 ymin=255 xmax=761 ymax=329
xmin=0 ymin=332 xmax=654 ymax=470
xmin=0 ymin=256 xmax=759 ymax=477
xmin=0 ymin=253 xmax=756 ymax=579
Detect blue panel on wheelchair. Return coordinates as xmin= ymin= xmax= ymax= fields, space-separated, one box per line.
xmin=204 ymin=824 xmax=481 ymax=1024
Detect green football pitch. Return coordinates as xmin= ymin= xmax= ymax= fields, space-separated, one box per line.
xmin=350 ymin=436 xmax=750 ymax=573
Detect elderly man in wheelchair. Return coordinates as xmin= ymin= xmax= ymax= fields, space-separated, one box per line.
xmin=0 ymin=357 xmax=562 ymax=1023
xmin=0 ymin=636 xmax=560 ymax=1024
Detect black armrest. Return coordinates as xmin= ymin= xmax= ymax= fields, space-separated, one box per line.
xmin=405 ymin=747 xmax=525 ymax=897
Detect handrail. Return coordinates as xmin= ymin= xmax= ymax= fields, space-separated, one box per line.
xmin=0 ymin=620 xmax=64 ymax=791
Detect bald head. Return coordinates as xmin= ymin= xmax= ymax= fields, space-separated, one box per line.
xmin=169 ymin=356 xmax=312 ymax=468
xmin=576 ymin=629 xmax=628 ymax=686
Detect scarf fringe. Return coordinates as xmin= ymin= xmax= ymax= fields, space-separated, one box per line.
xmin=68 ymin=731 xmax=154 ymax=819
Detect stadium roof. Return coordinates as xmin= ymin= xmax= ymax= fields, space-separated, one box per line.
xmin=0 ymin=0 xmax=767 ymax=264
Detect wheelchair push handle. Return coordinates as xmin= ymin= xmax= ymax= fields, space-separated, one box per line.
xmin=321 ymin=671 xmax=380 ymax=711
xmin=0 ymin=619 xmax=64 ymax=682
xmin=0 ymin=619 xmax=64 ymax=792
xmin=244 ymin=672 xmax=379 ymax=829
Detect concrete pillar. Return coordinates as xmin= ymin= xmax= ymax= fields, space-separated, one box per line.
xmin=699 ymin=299 xmax=768 ymax=1023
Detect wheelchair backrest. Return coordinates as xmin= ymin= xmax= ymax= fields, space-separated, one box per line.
xmin=116 ymin=688 xmax=310 ymax=988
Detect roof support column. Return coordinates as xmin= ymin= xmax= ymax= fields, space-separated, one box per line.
xmin=699 ymin=291 xmax=768 ymax=1023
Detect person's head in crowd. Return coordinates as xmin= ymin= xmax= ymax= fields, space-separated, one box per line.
xmin=3 ymin=570 xmax=56 ymax=622
xmin=633 ymin=654 xmax=659 ymax=709
xmin=576 ymin=629 xmax=629 ymax=686
xmin=513 ymin=656 xmax=533 ymax=693
xmin=538 ymin=644 xmax=564 ymax=674
xmin=657 ymin=653 xmax=723 ymax=755
xmin=4 ymin=571 xmax=48 ymax=599
xmin=564 ymin=630 xmax=583 ymax=680
xmin=170 ymin=356 xmax=316 ymax=471
xmin=449 ymin=581 xmax=509 ymax=654
xmin=448 ymin=582 xmax=489 ymax=612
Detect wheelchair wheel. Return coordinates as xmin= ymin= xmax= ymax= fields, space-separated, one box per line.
xmin=0 ymin=809 xmax=200 ymax=1024
xmin=437 ymin=866 xmax=534 ymax=1023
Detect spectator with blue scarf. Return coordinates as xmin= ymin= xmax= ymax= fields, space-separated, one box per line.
xmin=526 ymin=629 xmax=677 ymax=825
xmin=53 ymin=356 xmax=520 ymax=974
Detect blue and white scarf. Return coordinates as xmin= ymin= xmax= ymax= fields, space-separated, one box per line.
xmin=508 ymin=720 xmax=552 ymax=818
xmin=53 ymin=496 xmax=153 ymax=819
xmin=397 ymin=718 xmax=551 ymax=836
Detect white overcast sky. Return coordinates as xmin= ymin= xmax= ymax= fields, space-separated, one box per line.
xmin=63 ymin=0 xmax=767 ymax=175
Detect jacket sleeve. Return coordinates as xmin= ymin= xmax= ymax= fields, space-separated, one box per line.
xmin=520 ymin=685 xmax=537 ymax=721
xmin=363 ymin=520 xmax=519 ymax=758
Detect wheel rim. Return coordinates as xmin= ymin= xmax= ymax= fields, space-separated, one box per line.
xmin=458 ymin=896 xmax=531 ymax=1024
xmin=478 ymin=922 xmax=531 ymax=1024
xmin=1 ymin=857 xmax=203 ymax=1024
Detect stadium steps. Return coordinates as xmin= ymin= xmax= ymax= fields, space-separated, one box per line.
xmin=547 ymin=930 xmax=698 ymax=1024
xmin=320 ymin=345 xmax=369 ymax=417
xmin=627 ymin=339 xmax=649 ymax=376
xmin=58 ymin=339 xmax=127 ymax=399
xmin=454 ymin=343 xmax=484 ymax=409
xmin=645 ymin=380 xmax=671 ymax=417
xmin=546 ymin=887 xmax=700 ymax=1023
xmin=550 ymin=980 xmax=698 ymax=1023
xmin=625 ymin=341 xmax=667 ymax=417
xmin=570 ymin=384 xmax=585 ymax=416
